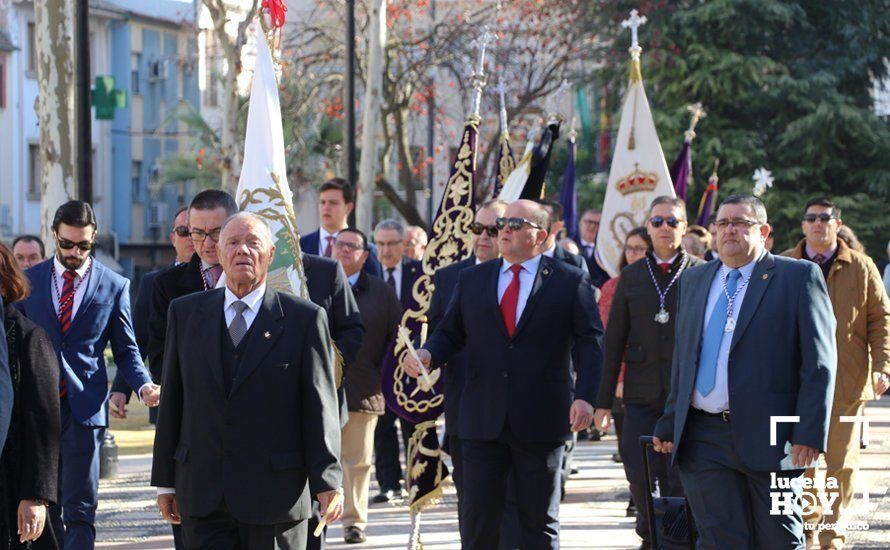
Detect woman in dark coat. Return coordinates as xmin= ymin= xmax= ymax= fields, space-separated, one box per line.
xmin=0 ymin=242 xmax=60 ymax=549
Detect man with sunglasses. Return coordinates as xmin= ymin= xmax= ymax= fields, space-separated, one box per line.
xmin=592 ymin=196 xmax=704 ymax=547
xmin=782 ymin=198 xmax=890 ymax=549
xmin=427 ymin=199 xmax=507 ymax=527
xmin=651 ymin=194 xmax=836 ymax=549
xmin=404 ymin=199 xmax=603 ymax=549
xmin=109 ymin=206 xmax=194 ymax=422
xmin=18 ymin=200 xmax=159 ymax=550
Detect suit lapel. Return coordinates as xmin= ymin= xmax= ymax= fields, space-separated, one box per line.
xmin=730 ymin=253 xmax=775 ymax=352
xmin=196 ymin=290 xmax=226 ymax=395
xmin=512 ymin=256 xmax=552 ymax=339
xmin=34 ymin=262 xmax=60 ymax=335
xmin=488 ymin=260 xmax=509 ymax=339
xmin=229 ymin=289 xmax=284 ymax=395
xmin=70 ymin=258 xmax=104 ymax=330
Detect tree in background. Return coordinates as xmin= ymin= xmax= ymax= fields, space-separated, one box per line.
xmin=583 ymin=0 xmax=890 ymax=254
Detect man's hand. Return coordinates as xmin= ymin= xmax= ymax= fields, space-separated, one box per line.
xmin=109 ymin=392 xmax=128 ymax=419
xmin=615 ymin=382 xmax=624 ymax=399
xmin=569 ymin=399 xmax=594 ymax=432
xmin=652 ymin=436 xmax=673 ymax=454
xmin=157 ymin=494 xmax=181 ymax=524
xmin=874 ymin=372 xmax=890 ymax=395
xmin=593 ymin=408 xmax=612 ymax=433
xmin=17 ymin=500 xmax=46 ymax=543
xmin=317 ymin=489 xmax=343 ymax=525
xmin=141 ymin=384 xmax=161 ymax=407
xmin=402 ymin=349 xmax=432 ymax=379
xmin=791 ymin=444 xmax=820 ymax=468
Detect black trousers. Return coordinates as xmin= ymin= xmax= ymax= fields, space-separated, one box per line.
xmin=621 ymin=403 xmax=684 ymax=543
xmin=448 ymin=434 xmax=465 ymax=529
xmin=372 ymin=408 xmax=415 ymax=491
xmin=460 ymin=427 xmax=563 ymax=550
xmin=181 ymin=501 xmax=307 ymax=550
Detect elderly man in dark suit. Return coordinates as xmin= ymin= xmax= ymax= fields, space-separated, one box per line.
xmin=427 ymin=199 xmax=507 ymax=525
xmin=405 ymin=199 xmax=603 ymax=549
xmin=593 ymin=196 xmax=705 ymax=547
xmin=153 ymin=212 xmax=343 ymax=549
xmin=332 ymin=228 xmax=402 ymax=544
xmin=652 ymin=195 xmax=836 ymax=549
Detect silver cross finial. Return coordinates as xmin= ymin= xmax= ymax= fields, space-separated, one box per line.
xmin=470 ymin=28 xmax=495 ymax=116
xmin=621 ymin=9 xmax=647 ymax=49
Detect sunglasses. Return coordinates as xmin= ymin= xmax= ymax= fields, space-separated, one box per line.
xmin=172 ymin=225 xmax=190 ymax=237
xmin=649 ymin=216 xmax=684 ymax=228
xmin=469 ymin=222 xmax=499 ymax=237
xmin=190 ymin=228 xmax=222 ymax=242
xmin=802 ymin=213 xmax=837 ymax=223
xmin=494 ymin=217 xmax=544 ymax=231
xmin=333 ymin=240 xmax=365 ymax=252
xmin=57 ymin=238 xmax=94 ymax=251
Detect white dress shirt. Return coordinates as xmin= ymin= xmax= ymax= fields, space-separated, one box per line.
xmin=497 ymin=254 xmax=542 ymax=324
xmin=159 ymin=282 xmax=267 ymax=496
xmin=347 ymin=271 xmax=361 ymax=287
xmin=653 ymin=252 xmax=679 ymax=266
xmin=384 ymin=262 xmax=403 ymax=299
xmin=52 ymin=256 xmax=92 ymax=316
xmin=692 ymin=253 xmax=762 ymax=413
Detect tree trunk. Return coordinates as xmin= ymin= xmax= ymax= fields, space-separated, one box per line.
xmin=392 ymin=105 xmax=417 ymax=210
xmin=219 ymin=55 xmax=240 ymax=193
xmin=356 ymin=0 xmax=386 ymax=233
xmin=34 ymin=0 xmax=76 ymax=246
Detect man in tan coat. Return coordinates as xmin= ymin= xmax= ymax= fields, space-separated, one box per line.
xmin=783 ymin=197 xmax=890 ymax=549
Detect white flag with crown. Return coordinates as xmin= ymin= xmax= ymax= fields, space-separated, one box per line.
xmin=595 ymin=10 xmax=674 ymax=278
xmin=234 ymin=21 xmax=308 ymax=299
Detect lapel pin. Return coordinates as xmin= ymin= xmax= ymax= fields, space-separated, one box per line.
xmin=542 ymin=268 xmax=550 ymax=276
xmin=762 ymin=274 xmax=769 ymax=280
xmin=264 ymin=331 xmax=271 ymax=339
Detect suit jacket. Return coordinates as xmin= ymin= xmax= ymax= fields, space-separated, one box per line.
xmin=552 ymin=245 xmax=587 ymax=273
xmin=151 ymin=288 xmax=342 ymax=524
xmin=424 ymin=255 xmax=604 ymax=443
xmin=581 ymin=248 xmax=611 ymax=288
xmin=345 ymin=272 xmax=402 ymax=414
xmin=653 ymin=253 xmax=837 ymax=471
xmin=0 ymin=298 xmax=10 ymax=452
xmin=428 ymin=256 xmax=476 ymax=435
xmin=147 ymin=253 xmax=206 ymax=385
xmin=19 ymin=258 xmax=152 ymax=426
xmin=2 ymin=305 xmax=60 ymax=505
xmin=390 ymin=258 xmax=423 ymax=311
xmin=301 ymin=253 xmax=364 ymax=367
xmin=596 ymin=252 xmax=705 ymax=409
xmin=301 ymin=229 xmax=383 ymax=278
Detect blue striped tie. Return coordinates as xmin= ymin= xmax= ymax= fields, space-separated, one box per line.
xmin=695 ymin=269 xmax=741 ymax=396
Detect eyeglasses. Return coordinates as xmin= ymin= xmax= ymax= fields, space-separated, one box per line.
xmin=190 ymin=228 xmax=222 ymax=242
xmin=624 ymin=245 xmax=649 ymax=254
xmin=57 ymin=238 xmax=94 ymax=251
xmin=581 ymin=219 xmax=600 ymax=227
xmin=714 ymin=218 xmax=760 ymax=230
xmin=172 ymin=226 xmax=190 ymax=237
xmin=649 ymin=216 xmax=685 ymax=228
xmin=494 ymin=217 xmax=543 ymax=231
xmin=333 ymin=240 xmax=365 ymax=252
xmin=469 ymin=222 xmax=499 ymax=237
xmin=802 ymin=213 xmax=837 ymax=223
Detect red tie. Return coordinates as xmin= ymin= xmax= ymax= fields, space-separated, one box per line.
xmin=58 ymin=270 xmax=76 ymax=397
xmin=324 ymin=236 xmax=334 ymax=257
xmin=659 ymin=262 xmax=671 ymax=275
xmin=500 ymin=264 xmax=523 ymax=338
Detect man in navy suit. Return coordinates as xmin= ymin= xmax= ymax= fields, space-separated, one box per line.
xmin=18 ymin=201 xmax=158 ymax=550
xmin=427 ymin=199 xmax=507 ymax=523
xmin=370 ymin=218 xmax=422 ymax=503
xmin=652 ymin=195 xmax=836 ymax=549
xmin=577 ymin=208 xmax=611 ymax=288
xmin=0 ymin=297 xmax=10 ymax=453
xmin=405 ymin=200 xmax=603 ymax=549
xmin=300 ymin=178 xmax=382 ymax=278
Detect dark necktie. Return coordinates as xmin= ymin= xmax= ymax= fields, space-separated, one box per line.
xmin=659 ymin=262 xmax=671 ymax=275
xmin=584 ymin=245 xmax=593 ymax=259
xmin=812 ymin=253 xmax=826 ymax=264
xmin=500 ymin=265 xmax=523 ymax=338
xmin=58 ymin=270 xmax=76 ymax=397
xmin=228 ymin=301 xmax=248 ymax=347
xmin=386 ymin=267 xmax=396 ymax=288
xmin=324 ymin=236 xmax=335 ymax=257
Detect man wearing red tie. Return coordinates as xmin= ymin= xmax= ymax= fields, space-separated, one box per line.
xmin=403 ymin=200 xmax=603 ymax=549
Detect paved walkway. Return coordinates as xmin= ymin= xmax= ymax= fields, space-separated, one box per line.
xmin=96 ymin=396 xmax=890 ymax=548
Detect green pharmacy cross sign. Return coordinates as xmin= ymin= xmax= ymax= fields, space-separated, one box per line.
xmin=92 ymin=76 xmax=127 ymax=120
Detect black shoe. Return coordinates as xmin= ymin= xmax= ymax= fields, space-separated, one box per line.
xmin=372 ymin=489 xmax=396 ymax=503
xmin=626 ymin=497 xmax=636 ymax=517
xmin=612 ymin=452 xmax=623 ymax=463
xmin=344 ymin=526 xmax=367 ymax=544
xmin=588 ymin=430 xmax=602 ymax=442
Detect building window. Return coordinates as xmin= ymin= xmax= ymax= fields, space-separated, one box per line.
xmin=131 ymin=161 xmax=142 ymax=202
xmin=0 ymin=53 xmax=6 ymax=109
xmin=131 ymin=53 xmax=141 ymax=95
xmin=27 ymin=22 xmax=36 ymax=77
xmin=28 ymin=144 xmax=41 ymax=199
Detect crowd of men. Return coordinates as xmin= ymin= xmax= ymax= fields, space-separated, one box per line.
xmin=0 ymin=178 xmax=888 ymax=550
